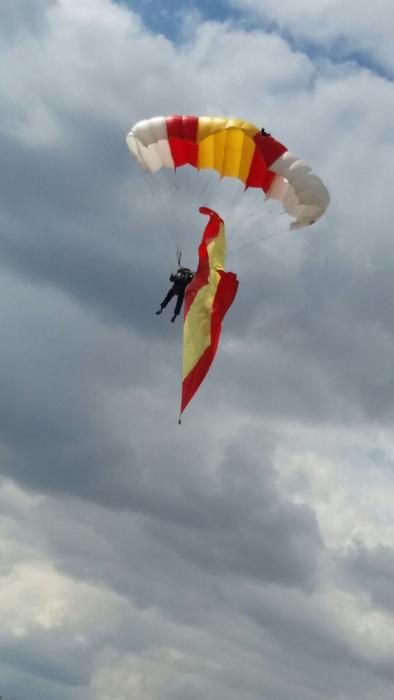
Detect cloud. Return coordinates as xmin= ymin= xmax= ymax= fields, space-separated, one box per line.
xmin=230 ymin=0 xmax=394 ymax=75
xmin=1 ymin=1 xmax=394 ymax=699
xmin=341 ymin=541 xmax=394 ymax=613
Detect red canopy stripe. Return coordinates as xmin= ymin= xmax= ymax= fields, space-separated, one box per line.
xmin=166 ymin=115 xmax=199 ymax=168
xmin=245 ymin=132 xmax=287 ymax=191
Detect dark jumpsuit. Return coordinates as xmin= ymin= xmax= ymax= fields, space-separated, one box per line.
xmin=158 ymin=268 xmax=194 ymax=320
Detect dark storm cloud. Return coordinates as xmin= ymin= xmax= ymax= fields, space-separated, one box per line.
xmin=340 ymin=541 xmax=394 ymax=613
xmin=0 ymin=272 xmax=180 ymax=509
xmin=211 ymin=218 xmax=394 ymax=424
xmin=0 ymin=634 xmax=91 ymax=687
xmin=1 ymin=478 xmax=393 ymax=700
xmin=143 ymin=439 xmax=322 ymax=589
xmin=0 ymin=270 xmax=322 ymax=599
xmin=0 ymin=115 xmax=172 ymax=337
xmin=2 ymin=394 xmax=323 ymax=590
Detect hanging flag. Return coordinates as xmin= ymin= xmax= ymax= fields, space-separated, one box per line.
xmin=180 ymin=207 xmax=239 ymax=418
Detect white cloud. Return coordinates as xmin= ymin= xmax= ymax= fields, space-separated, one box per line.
xmin=1 ymin=1 xmax=394 ymax=699
xmin=231 ymin=0 xmax=394 ymax=73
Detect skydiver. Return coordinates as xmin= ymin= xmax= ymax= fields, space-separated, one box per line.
xmin=156 ymin=267 xmax=194 ymax=322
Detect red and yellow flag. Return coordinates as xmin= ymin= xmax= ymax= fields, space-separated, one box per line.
xmin=180 ymin=207 xmax=239 ymax=416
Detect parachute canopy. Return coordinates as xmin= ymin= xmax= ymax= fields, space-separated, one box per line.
xmin=126 ymin=115 xmax=330 ymax=230
xmin=181 ymin=207 xmax=239 ymax=417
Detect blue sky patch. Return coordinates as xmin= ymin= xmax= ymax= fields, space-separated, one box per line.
xmin=118 ymin=0 xmax=245 ymax=40
xmin=118 ymin=0 xmax=392 ymax=80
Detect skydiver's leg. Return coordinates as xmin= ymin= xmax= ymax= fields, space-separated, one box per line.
xmin=156 ymin=287 xmax=175 ymax=314
xmin=171 ymin=289 xmax=185 ymax=322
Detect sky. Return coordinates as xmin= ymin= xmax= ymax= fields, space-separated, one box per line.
xmin=1 ymin=0 xmax=394 ymax=698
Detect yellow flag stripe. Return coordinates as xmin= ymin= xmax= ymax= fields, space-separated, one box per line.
xmin=182 ymin=271 xmax=221 ymax=379
xmin=182 ymin=218 xmax=226 ymax=379
xmin=206 ymin=220 xmax=226 ymax=271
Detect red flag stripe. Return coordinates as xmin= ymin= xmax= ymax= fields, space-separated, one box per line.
xmin=183 ymin=208 xmax=222 ymax=317
xmin=181 ymin=270 xmax=238 ymax=414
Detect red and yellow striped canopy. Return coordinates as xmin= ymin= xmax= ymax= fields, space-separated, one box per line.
xmin=127 ymin=114 xmax=330 ymax=229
